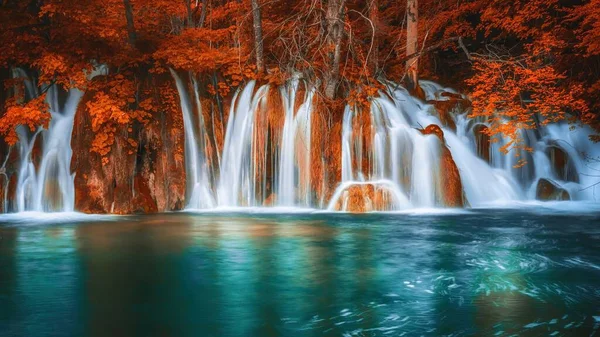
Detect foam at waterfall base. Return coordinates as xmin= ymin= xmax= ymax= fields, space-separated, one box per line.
xmin=183 ymin=206 xmax=319 ymax=214
xmin=184 ymin=205 xmax=472 ymax=215
xmin=388 ymin=208 xmax=473 ymax=215
xmin=316 ymin=208 xmax=472 ymax=216
xmin=6 ymin=73 xmax=599 ymax=214
xmin=0 ymin=212 xmax=119 ymax=225
xmin=471 ymin=200 xmax=600 ymax=214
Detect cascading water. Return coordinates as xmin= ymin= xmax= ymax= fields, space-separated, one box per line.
xmin=170 ymin=70 xmax=215 ymax=209
xmin=216 ymin=81 xmax=269 ymax=207
xmin=172 ymin=75 xmax=317 ymax=209
xmin=276 ymin=79 xmax=314 ymax=207
xmin=3 ymin=72 xmax=598 ymax=213
xmin=328 ymin=80 xmax=599 ymax=210
xmin=12 ymin=69 xmax=84 ymax=212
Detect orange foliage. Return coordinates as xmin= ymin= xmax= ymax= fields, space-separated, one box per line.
xmin=1 ymin=0 xmax=599 ymax=160
xmin=0 ymin=94 xmax=50 ymax=145
xmin=86 ymin=74 xmax=151 ymax=161
xmin=467 ymin=58 xmax=588 ymax=152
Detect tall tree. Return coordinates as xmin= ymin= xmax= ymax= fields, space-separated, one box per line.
xmin=251 ymin=0 xmax=264 ymax=73
xmin=324 ymin=0 xmax=346 ymax=99
xmin=405 ymin=0 xmax=418 ymax=90
xmin=368 ymin=0 xmax=379 ymax=76
xmin=123 ymin=0 xmax=137 ymax=46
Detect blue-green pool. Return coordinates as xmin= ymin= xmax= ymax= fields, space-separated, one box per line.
xmin=1 ymin=207 xmax=600 ymax=336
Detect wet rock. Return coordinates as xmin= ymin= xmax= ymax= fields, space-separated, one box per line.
xmin=536 ymin=178 xmax=570 ymax=201
xmin=440 ymin=148 xmax=465 ymax=207
xmin=132 ymin=174 xmax=158 ymax=214
xmin=546 ymin=145 xmax=578 ymax=183
xmin=313 ymin=98 xmax=345 ymax=205
xmin=473 ymin=124 xmax=490 ymax=163
xmin=419 ymin=124 xmax=465 ymax=207
xmin=264 ymin=193 xmax=277 ymax=206
xmin=332 ymin=184 xmax=397 ymax=213
xmin=136 ymin=118 xmax=186 ymax=212
xmin=0 ymin=137 xmax=20 ymax=212
xmin=71 ymin=83 xmax=186 ymax=214
xmin=414 ymin=84 xmax=427 ymax=101
xmin=420 ymin=124 xmax=445 ymax=141
xmin=0 ymin=174 xmax=5 ymax=213
xmin=427 ymin=92 xmax=471 ymax=131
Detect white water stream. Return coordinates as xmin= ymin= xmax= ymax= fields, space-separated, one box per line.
xmin=4 ymin=74 xmax=599 ymax=212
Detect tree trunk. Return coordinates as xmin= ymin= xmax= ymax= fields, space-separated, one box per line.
xmin=324 ymin=0 xmax=346 ymax=99
xmin=406 ymin=0 xmax=418 ymax=90
xmin=251 ymin=0 xmax=264 ymax=73
xmin=123 ymin=0 xmax=137 ymax=46
xmin=185 ymin=0 xmax=194 ymax=28
xmin=368 ymin=0 xmax=379 ymax=76
xmin=198 ymin=0 xmax=208 ymax=28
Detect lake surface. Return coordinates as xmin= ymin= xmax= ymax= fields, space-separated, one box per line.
xmin=1 ymin=205 xmax=600 ymax=336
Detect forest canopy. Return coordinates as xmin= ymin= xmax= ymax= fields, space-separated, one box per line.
xmin=1 ymin=0 xmax=599 ymax=154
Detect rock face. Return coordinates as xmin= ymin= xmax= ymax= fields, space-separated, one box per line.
xmin=546 ymin=145 xmax=578 ymax=183
xmin=428 ymin=92 xmax=471 ymax=131
xmin=536 ymin=178 xmax=570 ymax=201
xmin=0 ymin=145 xmax=33 ymax=212
xmin=0 ymin=138 xmax=23 ymax=213
xmin=473 ymin=124 xmax=490 ymax=163
xmin=420 ymin=124 xmax=465 ymax=207
xmin=71 ymin=89 xmax=186 ymax=214
xmin=0 ymin=67 xmax=27 ymax=211
xmin=332 ymin=183 xmax=398 ymax=213
xmin=440 ymin=149 xmax=465 ymax=207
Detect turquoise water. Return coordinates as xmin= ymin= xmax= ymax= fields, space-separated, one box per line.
xmin=1 ymin=207 xmax=600 ymax=336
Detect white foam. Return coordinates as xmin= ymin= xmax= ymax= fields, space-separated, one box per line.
xmin=0 ymin=211 xmax=119 ymax=225
xmin=472 ymin=200 xmax=600 ymax=213
xmin=183 ymin=206 xmax=318 ymax=214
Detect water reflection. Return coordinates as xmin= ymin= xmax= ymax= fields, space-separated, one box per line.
xmin=0 ymin=211 xmax=599 ymax=336
xmin=0 ymin=227 xmax=18 ymax=325
xmin=0 ymin=226 xmax=81 ymax=336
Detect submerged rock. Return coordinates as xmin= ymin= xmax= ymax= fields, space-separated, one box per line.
xmin=536 ymin=178 xmax=570 ymax=201
xmin=332 ymin=183 xmax=398 ymax=213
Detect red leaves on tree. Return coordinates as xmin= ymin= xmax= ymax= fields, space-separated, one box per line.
xmin=0 ymin=93 xmax=50 ymax=145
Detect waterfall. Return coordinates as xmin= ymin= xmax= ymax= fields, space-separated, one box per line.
xmin=12 ymin=69 xmax=84 ymax=212
xmin=170 ymin=76 xmax=317 ymax=209
xmin=3 ymin=73 xmax=599 ymax=213
xmin=327 ymin=79 xmax=600 ymax=211
xmin=276 ymin=79 xmax=314 ymax=207
xmin=175 ymin=77 xmax=600 ymax=211
xmin=217 ymin=81 xmax=269 ymax=207
xmin=170 ymin=70 xmax=215 ymax=209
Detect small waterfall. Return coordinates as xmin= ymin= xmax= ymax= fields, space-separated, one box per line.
xmin=328 ymin=82 xmax=534 ymax=210
xmin=171 ymin=76 xmax=319 ymax=209
xmin=170 ymin=70 xmax=215 ymax=209
xmin=458 ymin=111 xmax=600 ymax=203
xmin=217 ymin=81 xmax=269 ymax=207
xmin=529 ymin=122 xmax=600 ymax=201
xmin=276 ymin=80 xmax=314 ymax=207
xmin=12 ymin=69 xmax=84 ymax=212
xmin=409 ymin=133 xmax=441 ymax=207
